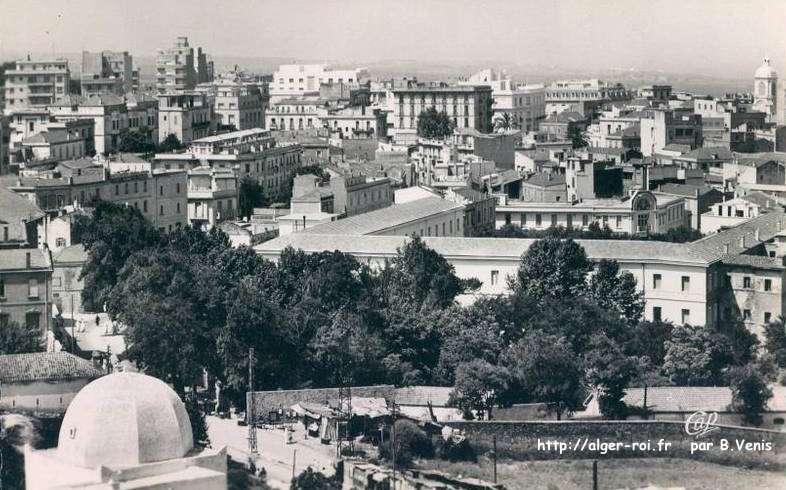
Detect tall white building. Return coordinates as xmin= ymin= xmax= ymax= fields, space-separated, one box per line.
xmin=753 ymin=57 xmax=778 ymax=123
xmin=3 ymin=59 xmax=70 ymax=115
xmin=460 ymin=69 xmax=545 ymax=132
xmin=270 ymin=64 xmax=367 ymax=101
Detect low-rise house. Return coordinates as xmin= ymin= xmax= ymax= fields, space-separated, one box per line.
xmin=656 ymin=183 xmax=726 ymax=231
xmin=0 ymin=352 xmax=104 ymax=416
xmin=0 ymin=186 xmax=45 ymax=248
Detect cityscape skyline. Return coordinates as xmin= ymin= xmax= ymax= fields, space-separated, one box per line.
xmin=2 ymin=0 xmax=786 ymax=80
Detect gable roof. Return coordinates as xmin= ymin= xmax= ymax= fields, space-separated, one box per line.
xmin=303 ymin=196 xmax=462 ymax=235
xmin=657 ymin=183 xmax=720 ymax=198
xmin=689 ymin=207 xmax=786 ymax=262
xmin=678 ymin=146 xmax=733 ymax=161
xmin=0 ymin=186 xmax=45 ymax=225
xmin=523 ymin=173 xmax=566 ymax=188
xmin=53 ymin=244 xmax=87 ymax=264
xmin=0 ymin=248 xmax=51 ymax=271
xmin=0 ymin=352 xmax=103 ymax=383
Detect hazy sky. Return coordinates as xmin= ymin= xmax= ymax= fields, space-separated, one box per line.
xmin=2 ymin=0 xmax=785 ymax=78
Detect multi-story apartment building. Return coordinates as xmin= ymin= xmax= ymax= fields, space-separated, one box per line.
xmin=495 ymin=190 xmax=688 ymax=235
xmin=390 ymin=85 xmax=494 ymax=145
xmin=19 ymin=119 xmax=94 ymax=164
xmin=270 ymin=64 xmax=367 ymax=101
xmin=154 ymin=128 xmax=303 ymax=201
xmin=266 ymin=98 xmax=329 ymax=131
xmin=157 ymin=92 xmax=214 ymax=145
xmin=187 ymin=166 xmax=237 ymax=229
xmin=0 ymin=248 xmax=53 ymax=335
xmin=459 ymin=70 xmax=546 ymax=132
xmin=545 ymin=79 xmax=628 ymax=116
xmin=640 ymin=109 xmax=703 ymax=157
xmin=205 ymin=75 xmax=266 ymax=131
xmin=3 ymin=59 xmax=70 ymax=115
xmin=9 ymin=164 xmax=189 ymax=233
xmin=322 ymin=105 xmax=384 ymax=140
xmin=156 ymin=37 xmax=213 ymax=94
xmin=326 ymin=172 xmax=393 ymax=217
xmin=125 ymin=92 xmax=159 ymax=148
xmin=48 ymin=94 xmax=128 ymax=155
xmin=1 ymin=116 xmax=9 ymax=174
xmin=80 ymin=51 xmax=134 ymax=96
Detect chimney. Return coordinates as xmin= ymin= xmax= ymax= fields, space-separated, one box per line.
xmin=25 ymin=252 xmax=31 ymax=269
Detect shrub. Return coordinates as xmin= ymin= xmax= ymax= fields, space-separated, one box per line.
xmin=436 ymin=437 xmax=476 ymax=462
xmin=379 ymin=420 xmax=434 ymax=468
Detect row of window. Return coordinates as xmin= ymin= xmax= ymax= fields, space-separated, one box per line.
xmin=0 ymin=278 xmax=39 ymax=299
xmin=0 ymin=312 xmax=40 ymax=330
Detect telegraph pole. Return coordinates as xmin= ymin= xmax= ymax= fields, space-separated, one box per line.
xmin=248 ymin=347 xmax=257 ymax=455
xmin=390 ymin=399 xmax=397 ymax=490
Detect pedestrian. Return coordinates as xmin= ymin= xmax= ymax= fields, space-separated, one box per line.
xmin=96 ymin=315 xmax=101 ymax=327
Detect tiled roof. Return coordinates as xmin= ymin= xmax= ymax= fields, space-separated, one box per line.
xmin=689 ymin=208 xmax=786 ymax=262
xmin=739 ymin=191 xmax=779 ymax=209
xmin=0 ymin=186 xmax=45 ymax=224
xmin=53 ymin=244 xmax=87 ymax=264
xmin=678 ymin=147 xmax=733 ymax=161
xmin=58 ymin=158 xmax=99 ymax=169
xmin=395 ymin=386 xmax=454 ymax=407
xmin=722 ymin=254 xmax=785 ymax=270
xmin=256 ymin=234 xmax=705 ymax=265
xmin=0 ymin=352 xmax=103 ymax=383
xmin=657 ymin=183 xmax=720 ymax=198
xmin=0 ymin=248 xmax=51 ymax=271
xmin=302 ymin=197 xmax=463 ymax=235
xmin=21 ymin=132 xmax=50 ymax=144
xmin=661 ymin=143 xmax=692 ymax=153
xmin=523 ymin=173 xmax=565 ymax=187
xmin=51 ymin=93 xmax=125 ymax=107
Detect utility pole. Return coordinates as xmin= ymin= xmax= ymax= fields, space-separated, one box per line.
xmin=492 ymin=435 xmax=497 ymax=484
xmin=248 ymin=347 xmax=257 ymax=455
xmin=390 ymin=399 xmax=397 ymax=490
xmin=292 ymin=448 xmax=297 ymax=479
xmin=592 ymin=460 xmax=598 ymax=490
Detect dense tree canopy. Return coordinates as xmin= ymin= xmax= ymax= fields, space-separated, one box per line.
xmin=416 ymin=107 xmax=454 ymax=139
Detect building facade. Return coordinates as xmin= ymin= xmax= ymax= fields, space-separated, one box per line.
xmin=157 ymin=92 xmax=214 ymax=145
xmin=0 ymin=248 xmax=53 ymax=335
xmin=3 ymin=59 xmax=70 ymax=115
xmin=270 ymin=64 xmax=367 ymax=100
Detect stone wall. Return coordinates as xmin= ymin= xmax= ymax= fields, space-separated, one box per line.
xmin=247 ymin=385 xmax=395 ymax=422
xmin=444 ymin=420 xmax=786 ymax=469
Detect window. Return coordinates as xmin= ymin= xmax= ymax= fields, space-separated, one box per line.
xmin=653 ymin=306 xmax=662 ymax=322
xmin=681 ymin=276 xmax=690 ymax=292
xmin=505 ymin=213 xmax=511 ymax=225
xmin=124 ymin=183 xmax=129 ymax=194
xmin=143 ymin=200 xmax=148 ymax=213
xmin=765 ymin=312 xmax=772 ymax=323
xmin=0 ymin=278 xmax=4 ymax=297
xmin=765 ymin=279 xmax=772 ymax=291
xmin=582 ymin=214 xmax=588 ymax=226
xmin=681 ymin=309 xmax=690 ymax=325
xmin=28 ymin=279 xmax=39 ymax=298
xmin=491 ymin=270 xmax=499 ymax=286
xmin=159 ymin=205 xmax=164 ymax=216
xmin=774 ymin=418 xmax=785 ymax=426
xmin=0 ymin=314 xmax=8 ymax=328
xmin=652 ymin=274 xmax=662 ymax=289
xmin=535 ymin=214 xmax=542 ymax=226
xmin=176 ymin=202 xmax=181 ymax=213
xmin=25 ymin=312 xmax=40 ymax=330
xmin=551 ymin=214 xmax=557 ymax=226
xmin=743 ymin=276 xmax=751 ymax=288
xmin=55 ymin=237 xmax=66 ymax=248
xmin=743 ymin=309 xmax=752 ymax=321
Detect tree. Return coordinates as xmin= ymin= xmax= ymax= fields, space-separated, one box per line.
xmin=493 ymin=112 xmax=519 ymax=132
xmin=118 ymin=131 xmax=156 ymax=153
xmin=158 ymin=133 xmax=184 ymax=152
xmin=511 ymin=238 xmax=592 ymax=301
xmin=416 ymin=107 xmax=454 ymax=139
xmin=185 ymin=395 xmax=210 ymax=447
xmin=763 ymin=316 xmax=786 ymax=368
xmin=381 ymin=236 xmax=478 ymax=310
xmin=661 ymin=323 xmax=734 ymax=386
xmin=584 ymin=334 xmax=643 ymax=419
xmin=237 ymin=176 xmax=265 ymax=219
xmin=379 ymin=419 xmax=433 ymax=468
xmin=587 ymin=260 xmax=645 ymax=325
xmin=569 ymin=124 xmax=588 ymax=149
xmin=79 ymin=200 xmax=162 ymax=312
xmin=622 ymin=320 xmax=674 ymax=367
xmin=729 ymin=363 xmax=773 ymax=426
xmin=290 ymin=467 xmax=340 ymax=490
xmin=503 ymin=333 xmax=584 ymax=419
xmin=448 ymin=359 xmax=510 ymax=420
xmin=0 ymin=321 xmax=43 ymax=355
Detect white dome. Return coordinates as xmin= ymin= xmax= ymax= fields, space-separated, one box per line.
xmin=755 ymin=58 xmax=777 ymax=79
xmin=57 ymin=372 xmax=193 ymax=468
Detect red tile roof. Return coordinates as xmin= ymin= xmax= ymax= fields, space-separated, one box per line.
xmin=0 ymin=352 xmax=103 ymax=383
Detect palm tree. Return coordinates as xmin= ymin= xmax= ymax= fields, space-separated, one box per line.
xmin=493 ymin=112 xmax=519 ymax=132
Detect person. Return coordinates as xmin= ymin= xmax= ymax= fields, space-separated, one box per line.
xmin=96 ymin=315 xmax=101 ymax=327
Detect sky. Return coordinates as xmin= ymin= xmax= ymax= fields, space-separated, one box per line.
xmin=1 ymin=0 xmax=786 ymax=79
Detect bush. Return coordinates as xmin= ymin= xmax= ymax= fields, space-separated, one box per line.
xmin=291 ymin=467 xmax=340 ymax=490
xmin=436 ymin=437 xmax=476 ymax=462
xmin=379 ymin=420 xmax=434 ymax=468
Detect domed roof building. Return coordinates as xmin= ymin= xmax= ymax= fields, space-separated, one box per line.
xmin=753 ymin=57 xmax=778 ymax=121
xmin=25 ymin=372 xmax=226 ymax=490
